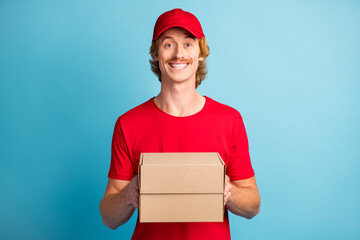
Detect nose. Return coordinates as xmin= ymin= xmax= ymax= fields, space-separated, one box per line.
xmin=174 ymin=45 xmax=185 ymax=59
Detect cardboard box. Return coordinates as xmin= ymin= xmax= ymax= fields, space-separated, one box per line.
xmin=138 ymin=152 xmax=225 ymax=223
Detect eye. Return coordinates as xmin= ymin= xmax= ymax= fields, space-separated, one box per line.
xmin=185 ymin=43 xmax=192 ymax=47
xmin=165 ymin=43 xmax=173 ymax=48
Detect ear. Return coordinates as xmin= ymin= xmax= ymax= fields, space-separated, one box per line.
xmin=152 ymin=53 xmax=159 ymax=61
xmin=198 ymin=56 xmax=205 ymax=62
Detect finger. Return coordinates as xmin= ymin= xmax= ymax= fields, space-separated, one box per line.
xmin=225 ymin=191 xmax=231 ymax=200
xmin=224 ymin=193 xmax=228 ymax=202
xmin=135 ymin=196 xmax=139 ymax=208
xmin=225 ymin=185 xmax=230 ymax=194
xmin=224 ymin=195 xmax=229 ymax=206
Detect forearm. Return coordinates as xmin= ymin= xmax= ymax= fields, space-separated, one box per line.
xmin=226 ymin=183 xmax=261 ymax=219
xmin=99 ymin=186 xmax=135 ymax=230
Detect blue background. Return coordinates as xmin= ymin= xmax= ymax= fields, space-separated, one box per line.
xmin=1 ymin=0 xmax=359 ymax=239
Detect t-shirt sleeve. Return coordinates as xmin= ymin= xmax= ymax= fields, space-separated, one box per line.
xmin=108 ymin=118 xmax=135 ymax=180
xmin=226 ymin=112 xmax=255 ymax=181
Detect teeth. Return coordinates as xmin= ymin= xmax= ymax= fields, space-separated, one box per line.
xmin=169 ymin=63 xmax=188 ymax=69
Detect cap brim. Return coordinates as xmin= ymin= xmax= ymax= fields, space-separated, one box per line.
xmin=154 ymin=24 xmax=203 ymax=40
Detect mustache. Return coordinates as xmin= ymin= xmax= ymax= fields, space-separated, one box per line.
xmin=165 ymin=58 xmax=193 ymax=64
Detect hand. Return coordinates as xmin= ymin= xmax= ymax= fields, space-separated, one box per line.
xmin=126 ymin=176 xmax=139 ymax=208
xmin=224 ymin=175 xmax=232 ymax=206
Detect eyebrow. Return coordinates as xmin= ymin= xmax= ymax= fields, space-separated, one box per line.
xmin=185 ymin=36 xmax=196 ymax=40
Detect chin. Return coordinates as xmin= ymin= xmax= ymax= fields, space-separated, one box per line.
xmin=168 ymin=76 xmax=195 ymax=85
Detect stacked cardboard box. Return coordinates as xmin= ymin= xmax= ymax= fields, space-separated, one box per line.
xmin=139 ymin=152 xmax=225 ymax=222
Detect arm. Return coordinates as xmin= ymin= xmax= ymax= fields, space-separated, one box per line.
xmin=224 ymin=175 xmax=261 ymax=219
xmin=99 ymin=176 xmax=139 ymax=230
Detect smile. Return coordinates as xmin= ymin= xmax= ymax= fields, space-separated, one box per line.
xmin=168 ymin=63 xmax=189 ymax=70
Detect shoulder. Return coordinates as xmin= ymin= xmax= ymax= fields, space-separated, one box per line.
xmin=116 ymin=98 xmax=155 ymax=125
xmin=205 ymin=96 xmax=243 ymax=120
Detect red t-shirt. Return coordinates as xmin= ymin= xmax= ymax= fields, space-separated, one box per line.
xmin=108 ymin=96 xmax=254 ymax=240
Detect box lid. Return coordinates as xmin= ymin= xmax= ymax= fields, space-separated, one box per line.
xmin=139 ymin=152 xmax=225 ymax=194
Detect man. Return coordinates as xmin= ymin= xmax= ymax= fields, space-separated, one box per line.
xmin=100 ymin=8 xmax=260 ymax=240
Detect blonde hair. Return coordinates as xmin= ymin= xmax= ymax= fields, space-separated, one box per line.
xmin=149 ymin=37 xmax=210 ymax=88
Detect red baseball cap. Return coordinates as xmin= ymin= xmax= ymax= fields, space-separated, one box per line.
xmin=152 ymin=8 xmax=205 ymax=41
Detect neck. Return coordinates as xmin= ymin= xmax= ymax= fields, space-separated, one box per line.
xmin=154 ymin=78 xmax=205 ymax=117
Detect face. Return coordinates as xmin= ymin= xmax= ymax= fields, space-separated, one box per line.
xmin=153 ymin=27 xmax=204 ymax=85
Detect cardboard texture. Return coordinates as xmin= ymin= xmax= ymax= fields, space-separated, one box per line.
xmin=139 ymin=152 xmax=225 ymax=223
